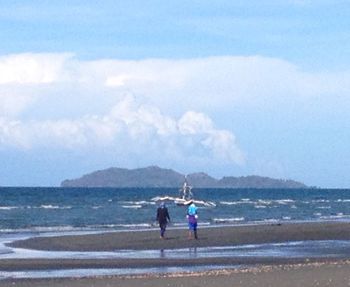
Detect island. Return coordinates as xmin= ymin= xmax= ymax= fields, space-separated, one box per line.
xmin=61 ymin=166 xmax=308 ymax=189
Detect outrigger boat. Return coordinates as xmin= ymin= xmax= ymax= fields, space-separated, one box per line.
xmin=152 ymin=177 xmax=216 ymax=207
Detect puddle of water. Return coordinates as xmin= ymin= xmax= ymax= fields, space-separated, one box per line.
xmin=2 ymin=232 xmax=350 ymax=280
xmin=0 ymin=265 xmax=240 ymax=280
xmin=2 ymin=240 xmax=350 ymax=260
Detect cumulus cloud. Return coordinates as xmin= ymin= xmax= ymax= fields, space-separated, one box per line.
xmin=179 ymin=111 xmax=244 ymax=164
xmin=1 ymin=52 xmax=350 ymax=174
xmin=178 ymin=111 xmax=214 ymax=135
xmin=0 ymin=90 xmax=34 ymax=117
xmin=1 ymin=53 xmax=350 ymax=119
xmin=0 ymin=53 xmax=73 ymax=117
xmin=0 ymin=95 xmax=245 ymax=165
xmin=72 ymin=56 xmax=350 ymax=119
xmin=0 ymin=53 xmax=71 ymax=85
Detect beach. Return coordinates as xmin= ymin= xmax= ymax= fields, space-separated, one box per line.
xmin=8 ymin=221 xmax=350 ymax=251
xmin=2 ymin=261 xmax=350 ymax=287
xmin=2 ymin=221 xmax=350 ymax=286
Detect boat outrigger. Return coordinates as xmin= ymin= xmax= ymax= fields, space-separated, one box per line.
xmin=152 ymin=177 xmax=216 ymax=207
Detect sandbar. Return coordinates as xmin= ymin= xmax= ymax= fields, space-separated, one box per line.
xmin=2 ymin=221 xmax=350 ymax=286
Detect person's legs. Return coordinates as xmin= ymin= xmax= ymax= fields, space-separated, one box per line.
xmin=193 ymin=223 xmax=198 ymax=239
xmin=188 ymin=222 xmax=196 ymax=239
xmin=160 ymin=223 xmax=166 ymax=238
xmin=188 ymin=229 xmax=192 ymax=239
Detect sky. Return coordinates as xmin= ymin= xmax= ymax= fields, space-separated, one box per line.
xmin=0 ymin=1 xmax=350 ymax=187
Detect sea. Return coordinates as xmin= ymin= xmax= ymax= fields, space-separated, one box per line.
xmin=1 ymin=187 xmax=350 ymax=232
xmin=1 ymin=187 xmax=350 ymax=279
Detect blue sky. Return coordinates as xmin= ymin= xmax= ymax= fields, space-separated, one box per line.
xmin=0 ymin=1 xmax=350 ymax=187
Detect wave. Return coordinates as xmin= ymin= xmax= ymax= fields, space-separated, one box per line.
xmin=0 ymin=223 xmax=156 ymax=234
xmin=212 ymin=217 xmax=245 ymax=224
xmin=320 ymin=213 xmax=350 ymax=220
xmin=220 ymin=199 xmax=296 ymax=207
xmin=220 ymin=201 xmax=246 ymax=205
xmin=120 ymin=201 xmax=156 ymax=209
xmin=0 ymin=225 xmax=81 ymax=234
xmin=40 ymin=205 xmax=68 ymax=209
xmin=121 ymin=201 xmax=156 ymax=205
xmin=122 ymin=205 xmax=143 ymax=209
xmin=312 ymin=199 xmax=330 ymax=203
xmin=22 ymin=205 xmax=73 ymax=210
xmin=304 ymin=199 xmax=350 ymax=204
xmin=262 ymin=219 xmax=280 ymax=223
xmin=107 ymin=223 xmax=153 ymax=229
xmin=220 ymin=201 xmax=250 ymax=206
xmin=0 ymin=206 xmax=19 ymax=210
xmin=172 ymin=223 xmax=188 ymax=227
xmin=336 ymin=199 xmax=350 ymax=203
xmin=0 ymin=205 xmax=73 ymax=210
xmin=275 ymin=199 xmax=295 ymax=205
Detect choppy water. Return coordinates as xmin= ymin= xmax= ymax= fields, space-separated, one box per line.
xmin=1 ymin=187 xmax=350 ymax=232
xmin=1 ymin=187 xmax=350 ymax=279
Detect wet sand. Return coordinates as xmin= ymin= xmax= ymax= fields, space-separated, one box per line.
xmin=8 ymin=221 xmax=350 ymax=251
xmin=2 ymin=222 xmax=350 ymax=286
xmin=2 ymin=261 xmax=350 ymax=287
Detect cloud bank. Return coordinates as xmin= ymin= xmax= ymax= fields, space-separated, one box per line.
xmin=1 ymin=53 xmax=350 ymax=181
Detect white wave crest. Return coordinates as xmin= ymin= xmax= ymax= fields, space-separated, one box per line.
xmin=336 ymin=199 xmax=350 ymax=203
xmin=275 ymin=199 xmax=295 ymax=205
xmin=121 ymin=201 xmax=155 ymax=206
xmin=122 ymin=205 xmax=143 ymax=209
xmin=38 ymin=205 xmax=72 ymax=209
xmin=254 ymin=205 xmax=267 ymax=209
xmin=0 ymin=206 xmax=19 ymax=210
xmin=212 ymin=217 xmax=245 ymax=223
xmin=320 ymin=214 xmax=350 ymax=220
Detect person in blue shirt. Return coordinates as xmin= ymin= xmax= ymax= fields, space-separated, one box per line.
xmin=186 ymin=201 xmax=198 ymax=240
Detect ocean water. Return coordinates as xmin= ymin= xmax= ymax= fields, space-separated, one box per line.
xmin=2 ymin=187 xmax=350 ymax=279
xmin=0 ymin=187 xmax=350 ymax=233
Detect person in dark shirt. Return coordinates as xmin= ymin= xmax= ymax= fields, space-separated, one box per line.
xmin=156 ymin=202 xmax=170 ymax=239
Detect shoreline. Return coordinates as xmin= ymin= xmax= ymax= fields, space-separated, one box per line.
xmin=2 ymin=260 xmax=350 ymax=287
xmin=2 ymin=221 xmax=350 ymax=285
xmin=8 ymin=221 xmax=350 ymax=251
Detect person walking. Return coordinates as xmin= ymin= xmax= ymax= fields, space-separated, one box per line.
xmin=156 ymin=202 xmax=170 ymax=239
xmin=186 ymin=201 xmax=198 ymax=240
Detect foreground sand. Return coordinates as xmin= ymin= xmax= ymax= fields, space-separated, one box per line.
xmin=2 ymin=261 xmax=350 ymax=287
xmin=2 ymin=222 xmax=350 ymax=286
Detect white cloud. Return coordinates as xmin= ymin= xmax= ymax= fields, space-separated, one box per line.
xmin=2 ymin=53 xmax=350 ymax=119
xmin=178 ymin=111 xmax=214 ymax=135
xmin=0 ymin=90 xmax=34 ymax=117
xmin=203 ymin=130 xmax=245 ymax=165
xmin=0 ymin=118 xmax=27 ymax=148
xmin=0 ymin=95 xmax=245 ymax=165
xmin=1 ymin=53 xmax=350 ymax=175
xmin=80 ymin=56 xmax=350 ymax=119
xmin=105 ymin=75 xmax=131 ymax=87
xmin=0 ymin=53 xmax=73 ymax=117
xmin=108 ymin=95 xmax=178 ymax=137
xmin=0 ymin=53 xmax=71 ymax=85
xmin=178 ymin=111 xmax=244 ymax=164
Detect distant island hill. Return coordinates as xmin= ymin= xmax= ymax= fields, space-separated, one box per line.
xmin=61 ymin=166 xmax=308 ymax=189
